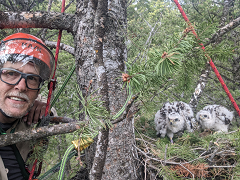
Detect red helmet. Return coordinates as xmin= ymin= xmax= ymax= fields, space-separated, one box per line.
xmin=0 ymin=33 xmax=55 ymax=81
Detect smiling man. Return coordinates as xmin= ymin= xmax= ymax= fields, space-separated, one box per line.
xmin=0 ymin=62 xmax=41 ymax=121
xmin=0 ymin=33 xmax=55 ymax=180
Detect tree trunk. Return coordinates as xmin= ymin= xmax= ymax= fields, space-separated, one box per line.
xmin=72 ymin=0 xmax=138 ymax=179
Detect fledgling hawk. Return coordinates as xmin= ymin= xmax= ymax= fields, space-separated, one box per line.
xmin=196 ymin=105 xmax=234 ymax=133
xmin=154 ymin=101 xmax=196 ymax=143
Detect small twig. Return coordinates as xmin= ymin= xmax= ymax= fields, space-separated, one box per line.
xmin=164 ymin=144 xmax=168 ymax=166
xmin=199 ymin=150 xmax=208 ymax=157
xmin=208 ymin=141 xmax=213 ymax=151
xmin=153 ymin=169 xmax=161 ymax=180
xmin=216 ymin=150 xmax=236 ymax=155
xmin=144 ymin=159 xmax=149 ymax=180
xmin=111 ymin=95 xmax=139 ymax=124
xmin=135 ymin=129 xmax=150 ymax=153
xmin=140 ymin=133 xmax=157 ymax=142
xmin=207 ymin=165 xmax=236 ymax=168
xmin=180 ymin=150 xmax=228 ymax=165
xmin=135 ymin=138 xmax=156 ymax=147
xmin=208 ymin=147 xmax=219 ymax=162
xmin=226 ymin=129 xmax=239 ymax=134
xmin=134 ymin=144 xmax=163 ymax=163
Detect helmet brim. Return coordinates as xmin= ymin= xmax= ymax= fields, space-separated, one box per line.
xmin=0 ymin=38 xmax=55 ymax=81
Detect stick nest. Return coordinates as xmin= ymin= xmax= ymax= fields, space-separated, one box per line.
xmin=135 ymin=123 xmax=240 ymax=179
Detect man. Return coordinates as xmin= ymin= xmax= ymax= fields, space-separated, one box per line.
xmin=0 ymin=33 xmax=55 ymax=180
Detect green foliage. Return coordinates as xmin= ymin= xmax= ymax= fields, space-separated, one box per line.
xmin=206 ymin=41 xmax=236 ymax=62
xmin=27 ymin=138 xmax=48 ymax=166
xmin=151 ymin=36 xmax=195 ymax=76
xmin=155 ymin=137 xmax=200 ymax=161
xmin=135 ymin=116 xmax=157 ymax=137
xmin=74 ymin=85 xmax=112 ymax=138
xmin=126 ymin=0 xmax=240 ymax=123
xmin=125 ymin=32 xmax=198 ymax=94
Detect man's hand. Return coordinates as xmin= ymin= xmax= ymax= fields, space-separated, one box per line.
xmin=23 ymin=100 xmax=47 ymax=125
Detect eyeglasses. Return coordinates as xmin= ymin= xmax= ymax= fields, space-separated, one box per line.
xmin=0 ymin=68 xmax=44 ymax=90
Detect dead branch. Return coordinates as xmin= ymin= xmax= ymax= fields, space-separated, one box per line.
xmin=164 ymin=144 xmax=168 ymax=166
xmin=0 ymin=121 xmax=85 ymax=147
xmin=208 ymin=165 xmax=236 ymax=168
xmin=50 ymin=116 xmax=78 ymax=123
xmin=45 ymin=41 xmax=75 ymax=55
xmin=205 ymin=16 xmax=240 ymax=46
xmin=112 ymin=95 xmax=139 ymax=124
xmin=0 ymin=11 xmax=75 ymax=33
xmin=135 ymin=138 xmax=156 ymax=147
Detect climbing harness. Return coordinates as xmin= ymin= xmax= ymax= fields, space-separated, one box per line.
xmin=173 ymin=0 xmax=240 ymax=117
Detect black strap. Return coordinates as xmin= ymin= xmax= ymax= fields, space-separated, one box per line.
xmin=0 ymin=127 xmax=30 ymax=180
xmin=11 ymin=144 xmax=30 ymax=180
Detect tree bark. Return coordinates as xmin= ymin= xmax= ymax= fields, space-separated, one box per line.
xmin=89 ymin=0 xmax=109 ymax=179
xmin=0 ymin=121 xmax=85 ymax=147
xmin=72 ymin=0 xmax=98 ymax=174
xmin=72 ymin=0 xmax=138 ymax=179
xmin=98 ymin=0 xmax=138 ymax=179
xmin=0 ymin=11 xmax=75 ymax=32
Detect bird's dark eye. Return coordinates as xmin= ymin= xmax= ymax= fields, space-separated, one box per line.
xmin=175 ymin=118 xmax=178 ymax=121
xmin=204 ymin=115 xmax=208 ymax=117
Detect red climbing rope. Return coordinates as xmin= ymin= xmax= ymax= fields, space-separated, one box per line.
xmin=173 ymin=0 xmax=240 ymax=117
xmin=28 ymin=159 xmax=37 ymax=180
xmin=45 ymin=0 xmax=66 ymax=116
xmin=28 ymin=1 xmax=66 ymax=180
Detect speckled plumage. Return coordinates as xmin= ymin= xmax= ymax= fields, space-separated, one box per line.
xmin=196 ymin=105 xmax=234 ymax=132
xmin=154 ymin=101 xmax=195 ymax=143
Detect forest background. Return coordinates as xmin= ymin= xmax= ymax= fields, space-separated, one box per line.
xmin=0 ymin=0 xmax=240 ymax=179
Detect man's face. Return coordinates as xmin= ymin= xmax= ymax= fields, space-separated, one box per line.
xmin=0 ymin=61 xmax=40 ymax=123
